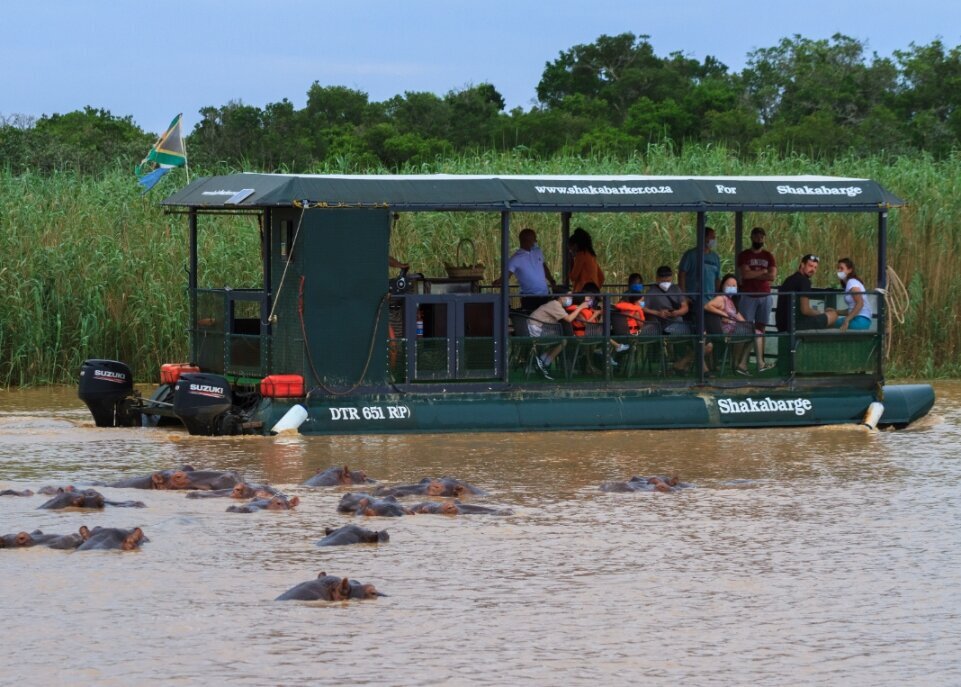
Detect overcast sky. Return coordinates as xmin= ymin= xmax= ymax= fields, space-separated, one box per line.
xmin=2 ymin=0 xmax=959 ymax=135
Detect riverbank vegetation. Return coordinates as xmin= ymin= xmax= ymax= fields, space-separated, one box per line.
xmin=1 ymin=31 xmax=960 ymax=384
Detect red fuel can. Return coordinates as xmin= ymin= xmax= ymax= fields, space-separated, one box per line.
xmin=160 ymin=363 xmax=200 ymax=385
xmin=260 ymin=374 xmax=306 ymax=398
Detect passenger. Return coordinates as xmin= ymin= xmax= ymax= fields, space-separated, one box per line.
xmin=566 ymin=282 xmax=629 ymax=372
xmin=529 ymin=291 xmax=592 ymax=380
xmin=642 ymin=266 xmax=689 ymax=333
xmin=736 ymin=227 xmax=776 ymax=371
xmin=644 ymin=266 xmax=695 ymax=373
xmin=568 ymin=227 xmax=605 ymax=292
xmin=704 ymin=274 xmax=753 ymax=375
xmin=678 ymin=225 xmax=721 ymax=300
xmin=834 ymin=258 xmax=873 ymax=331
xmin=493 ymin=227 xmax=556 ymax=312
xmin=614 ymin=273 xmax=646 ymax=334
xmin=775 ymin=254 xmax=838 ymax=332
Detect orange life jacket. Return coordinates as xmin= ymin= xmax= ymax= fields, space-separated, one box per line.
xmin=614 ymin=301 xmax=645 ymax=334
xmin=566 ymin=305 xmax=595 ymax=336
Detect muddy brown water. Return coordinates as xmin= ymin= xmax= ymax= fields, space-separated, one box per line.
xmin=1 ymin=384 xmax=959 ymax=686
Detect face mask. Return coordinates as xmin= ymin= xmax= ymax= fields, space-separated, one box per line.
xmin=561 ymin=297 xmax=573 ymax=307
xmin=658 ymin=281 xmax=672 ymax=291
xmin=628 ymin=283 xmax=644 ymax=293
xmin=751 ymin=241 xmax=764 ymax=250
xmin=837 ymin=270 xmax=847 ymax=281
xmin=707 ymin=239 xmax=717 ymax=250
xmin=723 ymin=286 xmax=737 ymax=295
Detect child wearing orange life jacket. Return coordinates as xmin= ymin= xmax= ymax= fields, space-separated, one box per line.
xmin=612 ymin=273 xmax=646 ymax=334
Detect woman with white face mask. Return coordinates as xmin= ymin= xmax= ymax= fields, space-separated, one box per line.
xmin=704 ymin=273 xmax=753 ymax=375
xmin=834 ymin=258 xmax=873 ymax=332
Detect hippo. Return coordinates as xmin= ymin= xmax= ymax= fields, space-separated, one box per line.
xmin=409 ymin=500 xmax=514 ymax=516
xmin=76 ymin=526 xmax=147 ymax=551
xmin=336 ymin=492 xmax=375 ymax=513
xmin=226 ymin=494 xmax=300 ymax=513
xmin=599 ymin=474 xmax=692 ymax=493
xmin=303 ymin=465 xmax=375 ymax=487
xmin=0 ymin=529 xmax=59 ymax=548
xmin=0 ymin=527 xmax=91 ymax=550
xmin=0 ymin=489 xmax=34 ymax=497
xmin=353 ymin=495 xmax=413 ymax=517
xmin=374 ymin=477 xmax=486 ymax=498
xmin=109 ymin=465 xmax=242 ymax=491
xmin=37 ymin=485 xmax=78 ymax=495
xmin=45 ymin=529 xmax=90 ymax=550
xmin=37 ymin=488 xmax=145 ymax=509
xmin=275 ymin=572 xmax=383 ymax=601
xmin=317 ymin=524 xmax=389 ymax=547
xmin=185 ymin=483 xmax=279 ymax=500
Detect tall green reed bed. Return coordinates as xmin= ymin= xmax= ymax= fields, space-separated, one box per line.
xmin=1 ymin=146 xmax=958 ymax=385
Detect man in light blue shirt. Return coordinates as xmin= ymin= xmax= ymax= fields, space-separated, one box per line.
xmin=495 ymin=228 xmax=556 ymax=311
xmin=678 ymin=226 xmax=721 ymax=297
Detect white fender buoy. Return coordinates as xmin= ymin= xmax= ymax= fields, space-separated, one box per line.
xmin=862 ymin=401 xmax=885 ymax=430
xmin=271 ymin=404 xmax=308 ymax=434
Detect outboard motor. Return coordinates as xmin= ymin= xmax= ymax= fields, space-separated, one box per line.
xmin=78 ymin=359 xmax=136 ymax=427
xmin=172 ymin=372 xmax=236 ymax=436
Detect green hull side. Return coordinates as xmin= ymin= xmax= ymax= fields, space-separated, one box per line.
xmin=256 ymin=384 xmax=934 ymax=435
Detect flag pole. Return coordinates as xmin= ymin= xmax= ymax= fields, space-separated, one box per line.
xmin=180 ymin=113 xmax=190 ymax=183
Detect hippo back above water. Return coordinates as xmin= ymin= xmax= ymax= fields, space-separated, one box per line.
xmin=276 ymin=572 xmax=382 ymax=601
xmin=599 ymin=474 xmax=693 ymax=493
xmin=374 ymin=477 xmax=486 ymax=498
xmin=302 ymin=465 xmax=375 ymax=487
xmin=109 ymin=466 xmax=242 ymax=491
xmin=317 ymin=524 xmax=389 ymax=547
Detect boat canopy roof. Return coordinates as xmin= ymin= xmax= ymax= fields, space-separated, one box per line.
xmin=161 ymin=173 xmax=904 ymax=213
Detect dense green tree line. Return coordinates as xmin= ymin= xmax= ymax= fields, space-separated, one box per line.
xmin=2 ymin=33 xmax=961 ymax=174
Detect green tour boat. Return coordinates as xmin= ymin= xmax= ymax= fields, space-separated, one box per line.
xmin=77 ymin=173 xmax=934 ymax=435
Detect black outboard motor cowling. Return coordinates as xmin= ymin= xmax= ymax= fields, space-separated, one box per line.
xmin=173 ymin=373 xmax=234 ymax=436
xmin=78 ymin=359 xmax=135 ymax=427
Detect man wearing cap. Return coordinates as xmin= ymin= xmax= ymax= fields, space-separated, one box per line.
xmin=736 ymin=227 xmax=777 ymax=370
xmin=494 ymin=228 xmax=556 ymax=312
xmin=678 ymin=225 xmax=721 ymax=299
xmin=776 ymin=254 xmax=838 ymax=332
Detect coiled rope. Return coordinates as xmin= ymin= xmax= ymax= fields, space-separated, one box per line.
xmin=880 ymin=266 xmax=910 ymax=359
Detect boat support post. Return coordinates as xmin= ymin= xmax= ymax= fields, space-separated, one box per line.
xmin=500 ymin=210 xmax=511 ymax=382
xmin=561 ymin=211 xmax=571 ymax=288
xmin=188 ymin=208 xmax=198 ymax=362
xmin=696 ymin=211 xmax=706 ymax=385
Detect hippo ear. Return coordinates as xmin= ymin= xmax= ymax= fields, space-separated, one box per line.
xmin=342 ymin=464 xmax=350 ymax=475
xmin=338 ymin=578 xmax=351 ymax=599
xmin=288 ymin=496 xmax=300 ymax=508
xmin=317 ymin=571 xmax=327 ymax=578
xmin=325 ymin=527 xmax=334 ymax=535
xmin=79 ymin=526 xmax=91 ymax=540
xmin=122 ymin=528 xmax=144 ymax=550
xmin=181 ymin=465 xmax=196 ymax=472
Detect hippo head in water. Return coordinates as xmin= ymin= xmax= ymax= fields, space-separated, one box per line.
xmin=76 ymin=526 xmax=145 ymax=551
xmin=425 ymin=479 xmax=462 ymax=497
xmin=0 ymin=531 xmax=36 ymax=548
xmin=231 ymin=483 xmax=257 ymax=499
xmin=265 ymin=495 xmax=300 ymax=511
